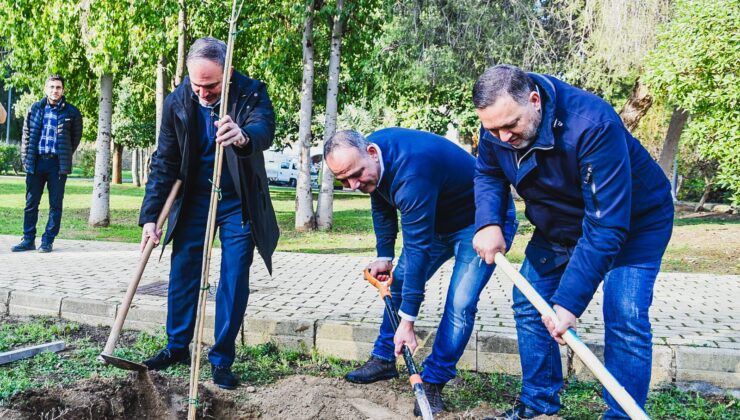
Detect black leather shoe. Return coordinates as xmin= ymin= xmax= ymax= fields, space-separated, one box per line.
xmin=344 ymin=356 xmax=399 ymax=384
xmin=11 ymin=238 xmax=35 ymax=252
xmin=142 ymin=348 xmax=190 ymax=370
xmin=483 ymin=402 xmax=545 ymax=420
xmin=38 ymin=242 xmax=53 ymax=253
xmin=414 ymin=382 xmax=445 ymax=417
xmin=212 ymin=365 xmax=239 ymax=390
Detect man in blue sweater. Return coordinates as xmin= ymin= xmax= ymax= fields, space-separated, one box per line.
xmin=472 ymin=65 xmax=674 ymax=419
xmin=324 ymin=128 xmax=518 ymax=416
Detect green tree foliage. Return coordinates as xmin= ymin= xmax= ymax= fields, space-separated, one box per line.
xmin=644 ymin=0 xmax=740 ymax=204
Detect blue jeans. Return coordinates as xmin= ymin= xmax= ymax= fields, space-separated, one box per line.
xmin=23 ymin=156 xmax=67 ymax=244
xmin=166 ymin=191 xmax=254 ymax=368
xmin=372 ymin=211 xmax=518 ymax=385
xmin=514 ymin=258 xmax=661 ymax=418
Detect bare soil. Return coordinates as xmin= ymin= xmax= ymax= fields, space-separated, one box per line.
xmin=0 ymin=371 xmax=564 ymax=420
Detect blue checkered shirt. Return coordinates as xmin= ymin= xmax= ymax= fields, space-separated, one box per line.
xmin=39 ymin=103 xmax=59 ymax=155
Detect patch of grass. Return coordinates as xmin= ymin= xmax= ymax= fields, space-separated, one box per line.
xmin=646 ymin=386 xmax=740 ymax=419
xmin=0 ymin=317 xmax=81 ymax=352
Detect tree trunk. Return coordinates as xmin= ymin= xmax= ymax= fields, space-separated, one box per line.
xmin=132 ymin=148 xmax=141 ymax=187
xmin=174 ymin=0 xmax=187 ymax=88
xmin=316 ymin=0 xmax=345 ymax=231
xmin=295 ymin=0 xmax=317 ymax=232
xmin=112 ymin=142 xmax=123 ymax=184
xmin=89 ymin=74 xmax=113 ymax=227
xmin=695 ymin=174 xmax=713 ymax=212
xmin=619 ymin=79 xmax=652 ymax=132
xmin=657 ymin=107 xmax=688 ymax=179
xmin=156 ymin=53 xmax=168 ymax=148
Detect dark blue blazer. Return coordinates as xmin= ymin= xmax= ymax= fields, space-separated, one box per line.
xmin=475 ymin=73 xmax=674 ymax=317
xmin=369 ymin=128 xmax=514 ymax=317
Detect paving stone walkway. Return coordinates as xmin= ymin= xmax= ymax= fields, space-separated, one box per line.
xmin=0 ymin=235 xmax=738 ymax=389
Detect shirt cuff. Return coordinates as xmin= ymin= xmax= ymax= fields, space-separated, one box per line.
xmin=376 ymin=256 xmax=393 ymax=262
xmin=398 ymin=310 xmax=417 ymax=322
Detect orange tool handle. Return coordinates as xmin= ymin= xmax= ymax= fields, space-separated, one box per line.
xmin=363 ymin=268 xmax=394 ymax=298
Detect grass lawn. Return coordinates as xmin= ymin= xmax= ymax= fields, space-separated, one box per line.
xmin=1 ymin=175 xmax=738 ymax=274
xmin=1 ymin=316 xmax=738 ymax=419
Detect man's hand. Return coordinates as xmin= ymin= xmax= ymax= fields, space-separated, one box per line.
xmin=215 ymin=115 xmax=248 ymax=148
xmin=394 ymin=319 xmax=418 ymax=357
xmin=473 ymin=224 xmax=506 ymax=264
xmin=367 ymin=259 xmax=393 ymax=281
xmin=541 ymin=304 xmax=577 ymax=345
xmin=140 ymin=222 xmax=162 ymax=253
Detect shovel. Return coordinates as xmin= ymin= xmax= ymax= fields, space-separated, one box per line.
xmin=493 ymin=252 xmax=650 ymax=420
xmin=98 ymin=179 xmax=183 ymax=371
xmin=364 ymin=269 xmax=434 ymax=420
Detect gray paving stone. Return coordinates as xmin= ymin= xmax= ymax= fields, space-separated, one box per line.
xmin=8 ymin=291 xmax=61 ymax=317
xmin=677 ymin=347 xmax=740 ymax=388
xmin=61 ymin=297 xmax=117 ymax=327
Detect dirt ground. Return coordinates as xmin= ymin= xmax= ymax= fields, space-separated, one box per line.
xmin=664 ymin=208 xmax=740 ymax=274
xmin=0 ymin=371 xmax=563 ymax=420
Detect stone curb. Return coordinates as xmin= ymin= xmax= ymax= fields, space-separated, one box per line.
xmin=5 ymin=294 xmax=739 ymax=391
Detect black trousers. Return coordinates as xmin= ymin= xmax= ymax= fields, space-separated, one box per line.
xmin=23 ymin=156 xmax=67 ymax=244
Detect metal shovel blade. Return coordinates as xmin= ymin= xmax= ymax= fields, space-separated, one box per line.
xmin=99 ymin=353 xmax=148 ymax=372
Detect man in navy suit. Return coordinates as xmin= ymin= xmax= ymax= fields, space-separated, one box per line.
xmin=324 ymin=128 xmax=518 ymax=416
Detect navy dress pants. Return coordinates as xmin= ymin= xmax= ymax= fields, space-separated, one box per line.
xmin=165 ymin=191 xmax=254 ymax=368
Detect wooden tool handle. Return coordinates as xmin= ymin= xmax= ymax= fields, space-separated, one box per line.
xmin=494 ymin=252 xmax=650 ymax=420
xmin=100 ymin=180 xmax=182 ymax=357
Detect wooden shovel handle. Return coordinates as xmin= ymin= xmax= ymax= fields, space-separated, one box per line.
xmin=493 ymin=252 xmax=650 ymax=420
xmin=100 ymin=179 xmax=182 ymax=358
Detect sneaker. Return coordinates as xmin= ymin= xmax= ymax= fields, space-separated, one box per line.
xmin=142 ymin=348 xmax=190 ymax=370
xmin=212 ymin=365 xmax=239 ymax=390
xmin=11 ymin=238 xmax=35 ymax=252
xmin=344 ymin=356 xmax=399 ymax=384
xmin=483 ymin=402 xmax=545 ymax=420
xmin=38 ymin=242 xmax=53 ymax=253
xmin=414 ymin=382 xmax=445 ymax=417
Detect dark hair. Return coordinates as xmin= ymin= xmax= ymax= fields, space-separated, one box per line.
xmin=186 ymin=37 xmax=227 ymax=68
xmin=472 ymin=64 xmax=535 ymax=109
xmin=324 ymin=130 xmax=370 ymax=158
xmin=46 ymin=74 xmax=64 ymax=88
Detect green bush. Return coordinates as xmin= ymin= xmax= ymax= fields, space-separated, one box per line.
xmin=78 ymin=149 xmax=97 ymax=178
xmin=0 ymin=144 xmax=22 ymax=175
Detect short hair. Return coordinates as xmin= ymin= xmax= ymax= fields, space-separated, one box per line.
xmin=472 ymin=64 xmax=535 ymax=109
xmin=186 ymin=37 xmax=227 ymax=68
xmin=324 ymin=130 xmax=371 ymax=159
xmin=46 ymin=74 xmax=64 ymax=88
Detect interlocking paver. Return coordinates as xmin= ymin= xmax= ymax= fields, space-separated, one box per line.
xmin=1 ymin=235 xmax=739 ymax=389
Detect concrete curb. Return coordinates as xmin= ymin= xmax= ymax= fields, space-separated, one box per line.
xmin=4 ymin=290 xmax=739 ymax=392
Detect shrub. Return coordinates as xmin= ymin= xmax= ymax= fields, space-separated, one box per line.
xmin=0 ymin=144 xmax=22 ymax=175
xmin=78 ymin=149 xmax=97 ymax=178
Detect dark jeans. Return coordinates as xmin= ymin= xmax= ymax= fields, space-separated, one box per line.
xmin=372 ymin=206 xmax=519 ymax=384
xmin=23 ymin=156 xmax=67 ymax=244
xmin=165 ymin=191 xmax=254 ymax=368
xmin=514 ymin=258 xmax=662 ymax=419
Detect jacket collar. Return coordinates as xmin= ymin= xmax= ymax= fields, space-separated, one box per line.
xmin=43 ymin=95 xmax=66 ymax=110
xmin=176 ymin=71 xmax=253 ymax=113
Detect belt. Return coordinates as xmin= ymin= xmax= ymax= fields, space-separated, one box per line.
xmin=38 ymin=153 xmax=58 ymax=160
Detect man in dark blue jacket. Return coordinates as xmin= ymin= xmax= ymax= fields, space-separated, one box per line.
xmin=324 ymin=128 xmax=518 ymax=416
xmin=138 ymin=37 xmax=279 ymax=390
xmin=13 ymin=74 xmax=82 ymax=253
xmin=472 ymin=65 xmax=673 ymax=420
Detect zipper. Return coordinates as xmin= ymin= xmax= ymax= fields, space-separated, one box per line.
xmin=585 ymin=164 xmax=601 ymax=218
xmin=516 ymin=145 xmax=553 ymax=168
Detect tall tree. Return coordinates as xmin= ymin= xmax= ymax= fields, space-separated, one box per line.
xmin=80 ymin=0 xmax=130 ymax=226
xmin=174 ymin=0 xmax=187 ymax=88
xmin=645 ymin=0 xmax=740 ymax=205
xmin=316 ymin=0 xmax=346 ymax=230
xmin=295 ymin=0 xmax=318 ymax=231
